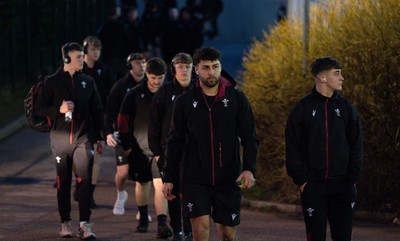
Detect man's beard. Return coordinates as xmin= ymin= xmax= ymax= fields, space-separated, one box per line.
xmin=200 ymin=76 xmax=220 ymax=88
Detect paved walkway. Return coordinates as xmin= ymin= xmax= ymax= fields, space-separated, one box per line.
xmin=0 ymin=127 xmax=399 ymax=240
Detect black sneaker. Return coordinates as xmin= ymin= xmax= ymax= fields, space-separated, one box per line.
xmin=135 ymin=219 xmax=149 ymax=233
xmin=157 ymin=224 xmax=173 ymax=239
xmin=172 ymin=233 xmax=183 ymax=241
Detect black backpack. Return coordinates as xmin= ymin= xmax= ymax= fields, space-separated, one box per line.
xmin=24 ymin=76 xmax=51 ymax=132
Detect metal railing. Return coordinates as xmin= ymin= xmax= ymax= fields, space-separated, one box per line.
xmin=0 ymin=0 xmax=110 ymax=94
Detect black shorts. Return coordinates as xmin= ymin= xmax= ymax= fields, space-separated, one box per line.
xmin=182 ymin=182 xmax=241 ymax=227
xmin=127 ymin=149 xmax=152 ymax=183
xmin=114 ymin=145 xmax=127 ymax=166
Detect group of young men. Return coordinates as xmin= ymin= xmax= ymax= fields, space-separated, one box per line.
xmin=35 ymin=37 xmax=260 ymax=241
xmin=34 ymin=34 xmax=362 ymax=241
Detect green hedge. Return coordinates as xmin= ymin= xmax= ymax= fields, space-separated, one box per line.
xmin=241 ymin=0 xmax=400 ymax=212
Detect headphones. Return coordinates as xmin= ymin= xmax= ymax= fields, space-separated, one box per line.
xmin=126 ymin=53 xmax=139 ymax=69
xmin=83 ymin=40 xmax=88 ymax=54
xmin=62 ymin=43 xmax=72 ymax=64
xmin=82 ymin=36 xmax=97 ymax=54
xmin=126 ymin=54 xmax=133 ymax=70
xmin=170 ymin=60 xmax=176 ymax=76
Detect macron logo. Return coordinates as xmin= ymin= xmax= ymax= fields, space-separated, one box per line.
xmin=231 ymin=213 xmax=237 ymax=220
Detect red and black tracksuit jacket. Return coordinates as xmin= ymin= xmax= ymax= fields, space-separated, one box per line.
xmin=285 ymin=86 xmax=363 ymax=186
xmin=148 ymin=78 xmax=196 ymax=157
xmin=117 ymin=80 xmax=154 ymax=156
xmin=103 ymin=72 xmax=143 ymax=137
xmin=36 ymin=67 xmax=103 ymax=143
xmin=163 ymin=77 xmax=259 ymax=185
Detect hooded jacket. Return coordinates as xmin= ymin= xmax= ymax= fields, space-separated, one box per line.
xmin=163 ymin=74 xmax=259 ymax=185
xmin=36 ymin=67 xmax=103 ymax=144
xmin=285 ymin=86 xmax=363 ymax=186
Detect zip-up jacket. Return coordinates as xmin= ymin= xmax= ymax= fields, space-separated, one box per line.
xmin=285 ymin=86 xmax=363 ymax=186
xmin=118 ymin=80 xmax=154 ymax=157
xmin=36 ymin=66 xmax=103 ymax=143
xmin=163 ymin=77 xmax=259 ymax=185
xmin=83 ymin=61 xmax=116 ymax=107
xmin=83 ymin=61 xmax=116 ymax=143
xmin=148 ymin=78 xmax=196 ymax=156
xmin=104 ymin=72 xmax=143 ymax=137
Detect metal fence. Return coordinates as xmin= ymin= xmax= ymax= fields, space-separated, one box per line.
xmin=0 ymin=0 xmax=112 ymax=94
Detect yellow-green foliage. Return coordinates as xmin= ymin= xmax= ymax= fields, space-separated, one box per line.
xmin=242 ymin=0 xmax=400 ymax=211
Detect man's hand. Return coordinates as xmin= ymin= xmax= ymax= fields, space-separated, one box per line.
xmin=236 ymin=170 xmax=256 ymax=189
xmin=162 ymin=183 xmax=175 ymax=200
xmin=59 ymin=100 xmax=74 ymax=114
xmin=106 ymin=134 xmax=117 ymax=147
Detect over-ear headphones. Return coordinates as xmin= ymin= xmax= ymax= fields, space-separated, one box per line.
xmin=83 ymin=36 xmax=102 ymax=54
xmin=170 ymin=60 xmax=176 ymax=76
xmin=62 ymin=43 xmax=71 ymax=64
xmin=126 ymin=53 xmax=135 ymax=70
xmin=83 ymin=40 xmax=88 ymax=54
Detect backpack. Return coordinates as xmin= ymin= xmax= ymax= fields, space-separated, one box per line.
xmin=24 ymin=76 xmax=51 ymax=132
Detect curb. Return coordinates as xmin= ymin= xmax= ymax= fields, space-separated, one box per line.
xmin=0 ymin=116 xmax=26 ymax=142
xmin=242 ymin=197 xmax=302 ymax=214
xmin=242 ymin=197 xmax=399 ymax=225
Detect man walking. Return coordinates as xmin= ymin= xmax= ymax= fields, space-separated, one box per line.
xmin=162 ymin=47 xmax=259 ymax=241
xmin=149 ymin=52 xmax=195 ymax=241
xmin=36 ymin=42 xmax=103 ymax=239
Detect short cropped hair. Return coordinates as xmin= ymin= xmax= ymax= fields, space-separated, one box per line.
xmin=172 ymin=53 xmax=193 ymax=65
xmin=310 ymin=57 xmax=342 ymax=77
xmin=146 ymin=57 xmax=167 ymax=75
xmin=193 ymin=47 xmax=221 ymax=65
xmin=61 ymin=42 xmax=83 ymax=59
xmin=126 ymin=52 xmax=146 ymax=63
xmin=83 ymin=36 xmax=102 ymax=49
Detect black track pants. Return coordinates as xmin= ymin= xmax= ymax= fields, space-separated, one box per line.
xmin=51 ymin=133 xmax=93 ymax=222
xmin=300 ymin=181 xmax=357 ymax=241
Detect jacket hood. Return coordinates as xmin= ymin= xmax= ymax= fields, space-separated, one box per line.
xmin=221 ymin=69 xmax=237 ymax=87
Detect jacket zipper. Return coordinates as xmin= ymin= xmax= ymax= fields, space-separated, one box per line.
xmin=219 ymin=142 xmax=222 ymax=167
xmin=324 ymin=99 xmax=329 ymax=183
xmin=202 ymin=93 xmax=216 ymax=185
xmin=69 ymin=77 xmax=75 ymax=144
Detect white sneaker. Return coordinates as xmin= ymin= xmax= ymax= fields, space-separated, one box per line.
xmin=135 ymin=212 xmax=152 ymax=222
xmin=113 ymin=190 xmax=128 ymax=215
xmin=60 ymin=221 xmax=73 ymax=237
xmin=77 ymin=222 xmax=96 ymax=240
